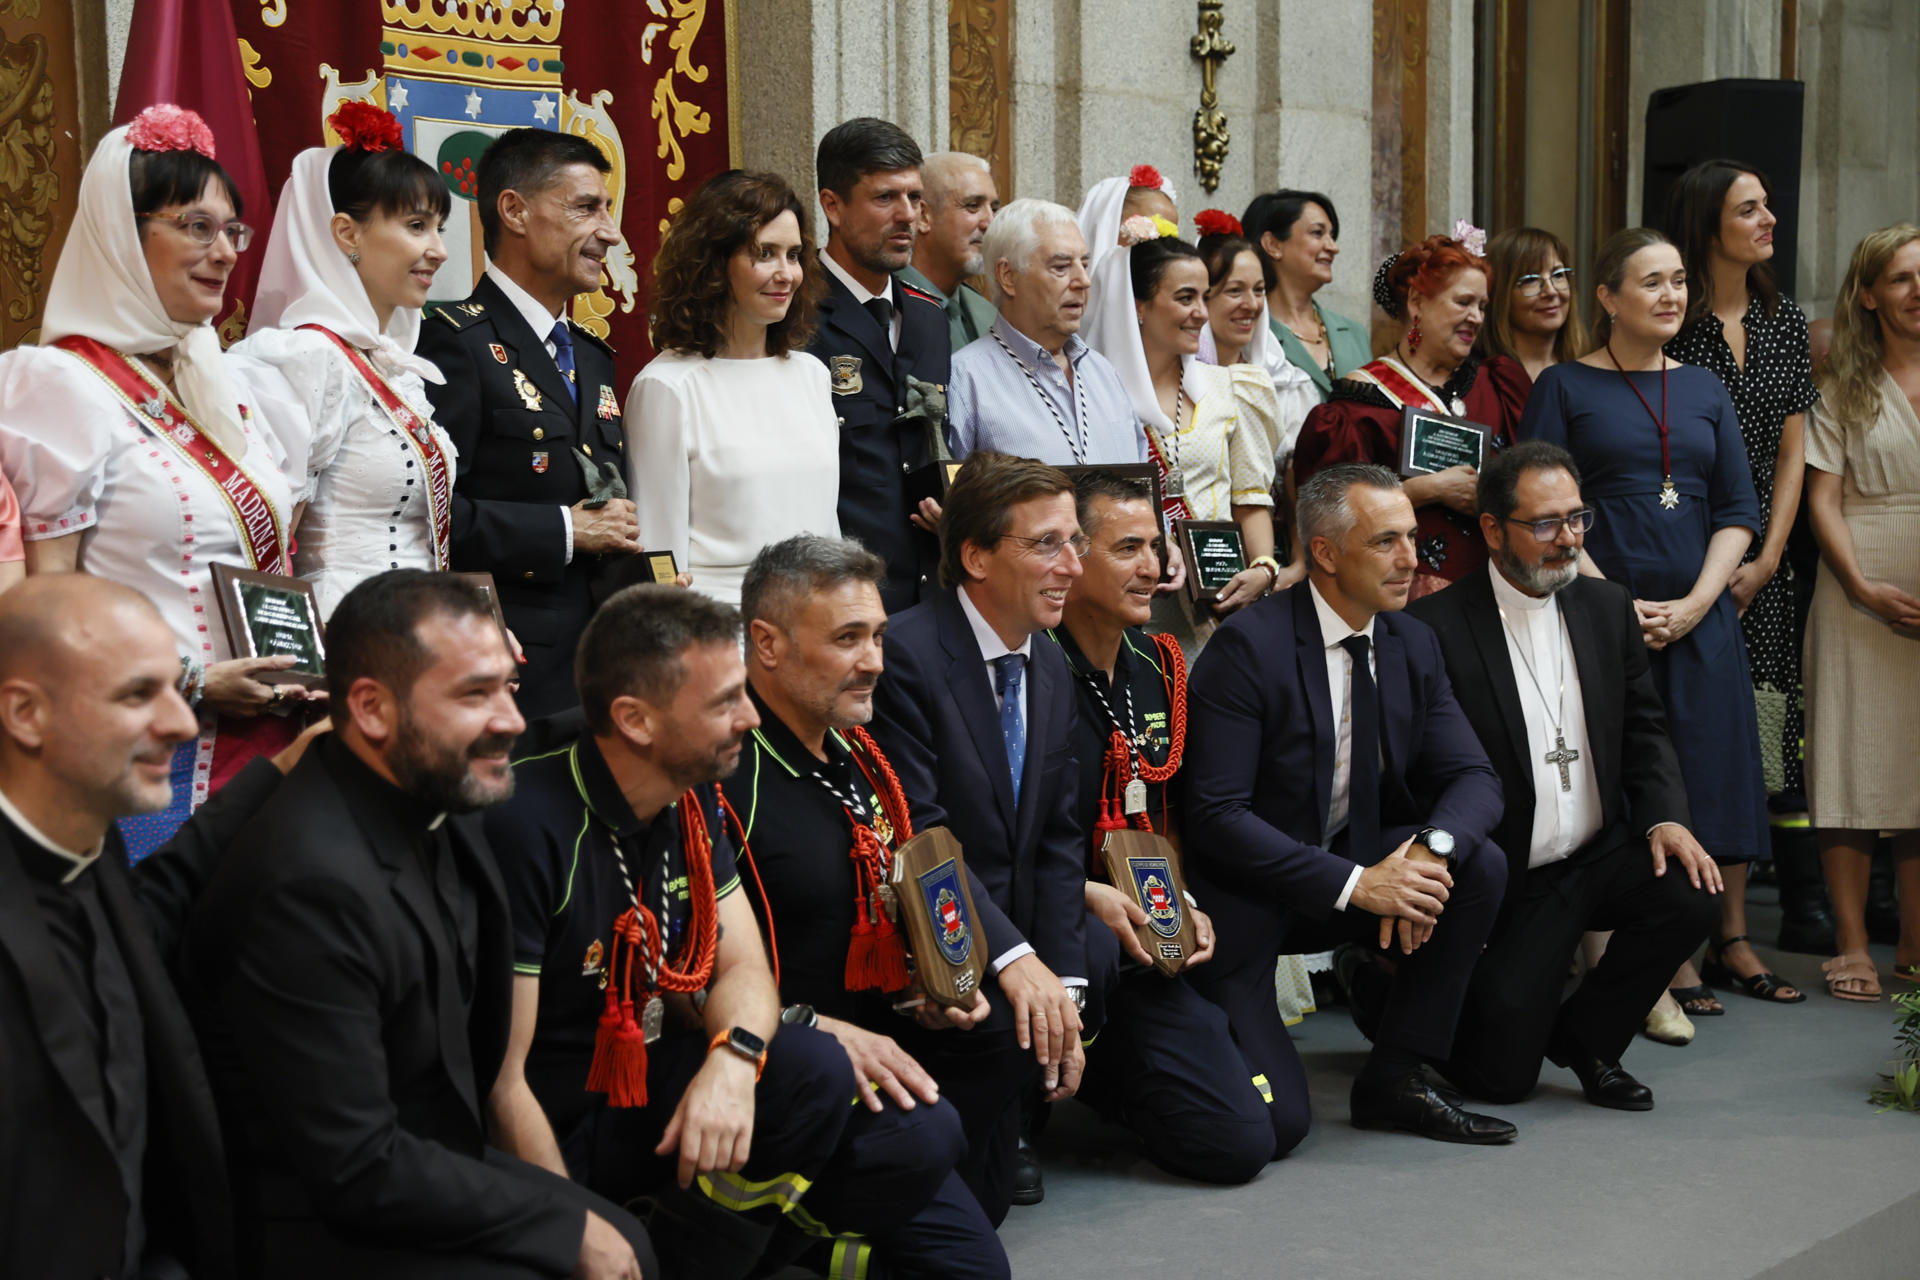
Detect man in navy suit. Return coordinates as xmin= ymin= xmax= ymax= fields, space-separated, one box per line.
xmin=1183 ymin=462 xmax=1518 ymax=1147
xmin=869 ymin=452 xmax=1091 ymax=1220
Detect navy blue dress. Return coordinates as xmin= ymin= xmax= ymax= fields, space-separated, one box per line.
xmin=1521 ymin=360 xmax=1769 ymax=861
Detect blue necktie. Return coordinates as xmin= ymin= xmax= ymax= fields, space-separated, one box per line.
xmin=550 ymin=319 xmax=578 ymax=402
xmin=993 ymin=653 xmax=1027 ymax=808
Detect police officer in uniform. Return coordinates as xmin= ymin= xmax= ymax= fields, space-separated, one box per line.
xmin=807 ymin=118 xmax=951 ymax=614
xmin=417 ymin=128 xmax=640 ymax=716
xmin=1047 ymin=471 xmax=1278 ymax=1180
xmin=733 ymin=534 xmax=1035 ymax=1242
xmin=485 ymin=585 xmax=1002 ymax=1280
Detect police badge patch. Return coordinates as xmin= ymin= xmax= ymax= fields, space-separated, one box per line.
xmin=583 ymin=939 xmax=604 ymax=976
xmin=490 ymin=343 xmax=508 ymax=364
xmin=829 ymin=354 xmax=864 ymax=396
xmin=514 ymin=368 xmax=543 ymax=412
xmin=531 ymin=451 xmax=550 ymax=474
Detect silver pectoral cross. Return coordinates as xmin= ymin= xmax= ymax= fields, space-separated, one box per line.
xmin=1544 ymin=732 xmax=1581 ymax=792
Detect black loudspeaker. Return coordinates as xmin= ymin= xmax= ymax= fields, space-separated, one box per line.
xmin=1642 ymin=78 xmax=1805 ymax=293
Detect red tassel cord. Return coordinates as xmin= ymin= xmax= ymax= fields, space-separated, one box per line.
xmin=1091 ymin=633 xmax=1189 ymax=862
xmin=840 ymin=725 xmax=916 ymax=994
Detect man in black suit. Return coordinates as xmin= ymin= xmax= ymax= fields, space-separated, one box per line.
xmin=417 ymin=127 xmax=640 ymax=716
xmin=0 ymin=574 xmax=293 ymax=1280
xmin=1408 ymin=442 xmax=1722 ymax=1109
xmin=869 ymin=452 xmax=1091 ymax=1217
xmin=1184 ymin=462 xmax=1517 ymax=1147
xmin=181 ymin=571 xmax=652 ymax=1278
xmin=807 ymin=117 xmax=952 ymax=612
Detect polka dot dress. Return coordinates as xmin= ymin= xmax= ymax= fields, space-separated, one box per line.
xmin=1667 ymin=295 xmax=1818 ymax=797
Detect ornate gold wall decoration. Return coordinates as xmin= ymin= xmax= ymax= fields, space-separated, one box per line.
xmin=648 ymin=0 xmax=714 ymax=184
xmin=948 ymin=0 xmax=1009 ymax=198
xmin=0 ymin=29 xmax=57 ymax=333
xmin=238 ymin=38 xmax=271 ymax=91
xmin=1190 ymin=0 xmax=1233 ymax=194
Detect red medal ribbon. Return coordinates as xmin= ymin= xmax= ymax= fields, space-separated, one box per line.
xmin=52 ymin=335 xmax=287 ymax=572
xmin=1143 ymin=427 xmax=1194 ymax=524
xmin=298 ymin=326 xmax=454 ymax=570
xmin=1347 ymin=357 xmax=1452 ymax=413
xmin=1605 ymin=344 xmax=1675 ymax=494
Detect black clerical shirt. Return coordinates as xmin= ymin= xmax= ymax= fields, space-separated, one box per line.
xmin=0 ymin=804 xmax=148 ymax=1275
xmin=1048 ymin=626 xmax=1178 ymax=868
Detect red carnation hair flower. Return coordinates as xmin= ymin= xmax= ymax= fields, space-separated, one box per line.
xmin=1194 ymin=208 xmax=1242 ymax=238
xmin=329 ymin=102 xmax=405 ymax=153
xmin=1129 ymin=163 xmax=1166 ymax=191
xmin=126 ymin=104 xmax=217 ymax=160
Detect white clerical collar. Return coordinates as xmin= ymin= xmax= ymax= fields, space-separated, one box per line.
xmin=957 ymin=583 xmax=1033 ymax=663
xmin=1308 ymin=579 xmax=1377 ymax=650
xmin=485 ymin=261 xmax=567 ymax=339
xmin=1488 ymin=559 xmax=1557 ymax=614
xmin=0 ymin=783 xmax=103 ymax=883
xmin=823 ymin=250 xmax=896 ymax=308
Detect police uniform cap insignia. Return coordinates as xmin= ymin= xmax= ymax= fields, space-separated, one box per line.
xmin=830 ymin=354 xmax=864 ymax=396
xmin=513 ymin=368 xmax=543 ymax=412
xmin=489 ymin=343 xmax=508 ymax=364
xmin=597 ymin=384 xmax=619 ymax=420
xmin=531 ymin=450 xmax=550 ymax=474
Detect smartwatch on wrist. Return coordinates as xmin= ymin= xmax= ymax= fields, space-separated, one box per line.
xmin=1412 ymin=826 xmax=1456 ymax=867
xmin=710 ymin=1026 xmax=769 ymax=1079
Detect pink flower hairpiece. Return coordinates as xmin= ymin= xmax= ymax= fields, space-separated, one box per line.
xmin=1452 ymin=219 xmax=1488 ymax=258
xmin=1118 ymin=215 xmax=1164 ymax=247
xmin=126 ymin=104 xmax=218 ymax=160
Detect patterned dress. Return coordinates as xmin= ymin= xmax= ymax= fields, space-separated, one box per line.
xmin=1666 ymin=297 xmax=1818 ymax=797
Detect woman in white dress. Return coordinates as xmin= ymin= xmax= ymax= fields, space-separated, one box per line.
xmin=626 ymin=170 xmax=839 ymax=606
xmin=231 ymin=103 xmax=458 ymax=618
xmin=0 ymin=106 xmax=301 ymax=856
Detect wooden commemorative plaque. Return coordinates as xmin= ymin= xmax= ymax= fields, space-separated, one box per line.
xmin=1098 ymin=828 xmax=1201 ymax=978
xmin=1397 ymin=406 xmax=1491 ymax=477
xmin=604 ymin=548 xmax=684 ymax=593
xmin=1174 ymin=519 xmax=1246 ymax=606
xmin=889 ymin=827 xmax=989 ymax=1008
xmin=209 ymin=563 xmax=326 ymax=689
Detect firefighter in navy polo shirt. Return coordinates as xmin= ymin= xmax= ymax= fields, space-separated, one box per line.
xmin=731 ymin=534 xmax=1033 ymax=1244
xmin=483 ymin=585 xmax=1003 ymax=1279
xmin=1045 ymin=470 xmax=1279 ymax=1183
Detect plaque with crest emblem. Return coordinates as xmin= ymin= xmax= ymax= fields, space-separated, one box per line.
xmin=1098 ymin=828 xmax=1201 ymax=977
xmin=889 ymin=827 xmax=988 ymax=1008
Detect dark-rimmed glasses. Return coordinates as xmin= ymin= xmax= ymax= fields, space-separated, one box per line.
xmin=138 ymin=212 xmax=254 ymax=252
xmin=1504 ymin=509 xmax=1597 ymax=542
xmin=1515 ymin=267 xmax=1575 ymax=297
xmin=1001 ymin=532 xmax=1092 ymax=562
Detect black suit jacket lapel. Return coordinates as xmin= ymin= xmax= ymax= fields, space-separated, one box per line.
xmin=1375 ymin=625 xmax=1412 ymax=783
xmin=473 ymin=275 xmax=577 ymax=415
xmin=1289 ymin=588 xmax=1336 ymax=833
xmin=0 ymin=834 xmax=117 ymax=1152
xmin=935 ymin=590 xmax=1017 ymax=825
xmin=1458 ymin=571 xmax=1535 ymax=795
xmin=1560 ymin=583 xmax=1619 ymax=805
xmin=821 ymin=278 xmax=897 ymax=379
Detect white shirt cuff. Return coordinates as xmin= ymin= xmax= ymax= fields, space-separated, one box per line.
xmin=990 ymin=943 xmax=1034 ymax=974
xmin=1645 ymin=821 xmax=1682 ymax=838
xmin=1060 ymin=977 xmax=1087 ymax=989
xmin=559 ymin=504 xmax=574 ymax=565
xmin=1333 ymin=864 xmax=1364 ymax=912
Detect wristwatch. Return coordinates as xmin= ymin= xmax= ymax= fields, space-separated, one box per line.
xmin=710 ymin=1026 xmax=769 ymax=1079
xmin=1412 ymin=826 xmax=1456 ymax=867
xmin=779 ymin=1003 xmax=818 ymax=1030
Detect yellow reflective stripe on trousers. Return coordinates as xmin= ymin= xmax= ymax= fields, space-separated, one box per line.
xmin=1253 ymin=1073 xmax=1273 ymax=1103
xmin=695 ymin=1169 xmax=813 ymax=1215
xmin=829 ymin=1239 xmax=872 ymax=1279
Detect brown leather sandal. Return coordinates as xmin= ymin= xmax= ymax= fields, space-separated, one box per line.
xmin=1821 ymin=954 xmax=1881 ymax=1002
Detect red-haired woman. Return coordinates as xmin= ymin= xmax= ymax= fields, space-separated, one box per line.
xmin=626 ymin=169 xmax=837 ymax=606
xmin=1294 ymin=230 xmax=1533 ymax=596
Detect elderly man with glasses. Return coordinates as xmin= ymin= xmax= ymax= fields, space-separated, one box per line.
xmin=1407 ymin=441 xmax=1722 ymax=1112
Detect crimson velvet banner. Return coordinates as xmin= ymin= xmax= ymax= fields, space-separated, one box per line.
xmin=128 ymin=0 xmax=736 ymax=365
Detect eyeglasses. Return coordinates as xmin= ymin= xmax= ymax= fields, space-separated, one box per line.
xmin=1001 ymin=532 xmax=1092 ymax=562
xmin=1515 ymin=267 xmax=1575 ymax=297
xmin=1504 ymin=509 xmax=1597 ymax=542
xmin=138 ymin=212 xmax=254 ymax=252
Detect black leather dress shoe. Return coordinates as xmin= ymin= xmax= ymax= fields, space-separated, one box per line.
xmin=1011 ymin=1134 xmax=1044 ymax=1205
xmin=1548 ymin=1039 xmax=1655 ymax=1111
xmin=1350 ymin=1073 xmax=1518 ymax=1145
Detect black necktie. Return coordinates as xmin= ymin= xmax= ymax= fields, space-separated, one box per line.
xmin=1340 ymin=635 xmax=1381 ymax=864
xmin=864 ymin=296 xmax=894 ymax=337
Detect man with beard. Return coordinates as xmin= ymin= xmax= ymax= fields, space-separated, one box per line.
xmin=807 ymin=118 xmax=951 ymax=613
xmin=181 ymin=570 xmax=654 ymax=1278
xmin=1408 ymin=442 xmax=1721 ymax=1109
xmin=897 ymin=151 xmax=1000 ymax=353
xmin=729 ymin=534 xmax=1022 ymax=1262
xmin=417 ymin=128 xmax=640 ymax=716
xmin=486 ymin=584 xmax=997 ymax=1279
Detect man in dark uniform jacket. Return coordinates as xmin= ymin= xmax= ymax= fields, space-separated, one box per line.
xmin=181 ymin=572 xmax=652 ymax=1279
xmin=1408 ymin=443 xmax=1721 ymax=1110
xmin=0 ymin=575 xmax=291 ymax=1280
xmin=417 ymin=127 xmax=640 ymax=716
xmin=732 ymin=533 xmax=1028 ymax=1249
xmin=486 ymin=584 xmax=1000 ymax=1279
xmin=807 ymin=117 xmax=952 ymax=613
xmin=868 ymin=453 xmax=1093 ymax=1219
xmin=1045 ymin=472 xmax=1275 ymax=1181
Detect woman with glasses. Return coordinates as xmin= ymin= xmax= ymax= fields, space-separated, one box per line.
xmin=1478 ymin=227 xmax=1587 ymax=382
xmin=1521 ymin=228 xmax=1783 ymax=1013
xmin=0 ymin=106 xmax=301 ymax=857
xmin=230 ymin=104 xmax=457 ymax=620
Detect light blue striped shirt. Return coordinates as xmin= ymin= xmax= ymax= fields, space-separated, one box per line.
xmin=947 ymin=316 xmax=1149 ymax=465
